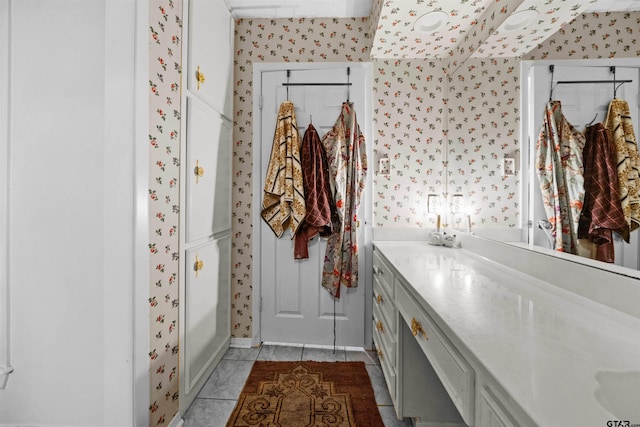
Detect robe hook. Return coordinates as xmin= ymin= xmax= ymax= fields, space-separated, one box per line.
xmin=286 ymin=69 xmax=290 ymax=100
xmin=346 ymin=67 xmax=351 ymax=102
xmin=548 ymin=64 xmax=555 ymax=101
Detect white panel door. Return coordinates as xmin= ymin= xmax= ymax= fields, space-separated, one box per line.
xmin=259 ymin=66 xmax=368 ymax=347
xmin=185 ymin=97 xmax=232 ymax=242
xmin=186 ymin=0 xmax=233 ymax=118
xmin=184 ymin=236 xmax=230 ymax=393
xmin=528 ymin=64 xmax=639 ymax=268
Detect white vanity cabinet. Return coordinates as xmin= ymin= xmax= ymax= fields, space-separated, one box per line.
xmin=373 ymin=239 xmax=640 ymax=427
xmin=396 ymin=282 xmax=474 ymax=426
xmin=372 ymin=243 xmax=536 ymax=427
xmin=179 ymin=0 xmax=233 ymax=414
xmin=372 ymin=249 xmax=398 ymax=407
xmin=477 ymin=384 xmax=519 ymax=427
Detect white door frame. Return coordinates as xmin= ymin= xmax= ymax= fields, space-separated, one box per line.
xmin=251 ymin=62 xmax=373 ymax=348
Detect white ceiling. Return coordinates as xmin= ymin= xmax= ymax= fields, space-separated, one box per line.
xmin=228 ymin=0 xmax=640 ymax=18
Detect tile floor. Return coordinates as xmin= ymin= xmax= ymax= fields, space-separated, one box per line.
xmin=183 ymin=344 xmax=413 ymax=427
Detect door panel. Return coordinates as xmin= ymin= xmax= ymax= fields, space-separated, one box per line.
xmin=184 ymin=236 xmax=230 ymax=393
xmin=186 ymin=0 xmax=233 ymax=118
xmin=260 ymin=66 xmax=367 ymax=346
xmin=185 ymin=97 xmax=231 ymax=242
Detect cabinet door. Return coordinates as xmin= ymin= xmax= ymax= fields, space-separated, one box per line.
xmin=478 ymin=386 xmax=518 ymax=427
xmin=185 ymin=97 xmax=231 ymax=242
xmin=186 ymin=0 xmax=233 ymax=118
xmin=183 ymin=236 xmax=231 ymax=394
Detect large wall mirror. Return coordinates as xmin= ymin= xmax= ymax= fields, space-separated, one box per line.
xmin=519 ymin=57 xmax=640 ymax=273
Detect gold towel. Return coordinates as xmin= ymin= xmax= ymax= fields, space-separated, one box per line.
xmin=261 ymin=101 xmax=306 ymax=238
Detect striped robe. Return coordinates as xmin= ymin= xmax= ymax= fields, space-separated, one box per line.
xmin=261 ymin=101 xmax=306 ymax=239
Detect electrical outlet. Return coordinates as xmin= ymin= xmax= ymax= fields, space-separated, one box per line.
xmin=451 ymin=194 xmax=464 ymax=214
xmin=379 ymin=157 xmax=390 ymax=175
xmin=502 ymin=157 xmax=516 ymax=176
xmin=427 ymin=194 xmax=440 ymax=214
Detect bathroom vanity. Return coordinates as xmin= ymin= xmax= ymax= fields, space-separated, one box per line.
xmin=372 ymin=236 xmax=640 ymax=427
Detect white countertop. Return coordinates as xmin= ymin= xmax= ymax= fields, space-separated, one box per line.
xmin=374 ymin=240 xmax=640 ymax=427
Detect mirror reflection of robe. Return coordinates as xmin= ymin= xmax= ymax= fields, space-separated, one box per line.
xmin=578 ymin=124 xmax=625 ymax=263
xmin=605 ymin=98 xmax=640 ymax=242
xmin=536 ymin=100 xmax=585 ymax=254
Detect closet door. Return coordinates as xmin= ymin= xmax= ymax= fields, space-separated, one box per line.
xmin=183 ymin=236 xmax=230 ymax=393
xmin=186 ymin=0 xmax=233 ymax=118
xmin=185 ymin=97 xmax=232 ymax=242
xmin=179 ymin=0 xmax=233 ymax=414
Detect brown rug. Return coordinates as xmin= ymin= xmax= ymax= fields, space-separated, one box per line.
xmin=226 ymin=361 xmax=385 ymax=426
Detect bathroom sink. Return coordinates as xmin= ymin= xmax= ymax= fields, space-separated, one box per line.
xmin=594 ymin=371 xmax=640 ymax=420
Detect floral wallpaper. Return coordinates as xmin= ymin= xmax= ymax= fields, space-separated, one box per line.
xmin=370 ymin=0 xmax=502 ymax=59
xmin=148 ymin=0 xmax=182 ymax=425
xmin=472 ymin=0 xmax=599 ymax=59
xmin=450 ymin=0 xmax=521 ymax=70
xmin=372 ymin=58 xmax=447 ymax=226
xmin=369 ymin=0 xmax=601 ymax=62
xmin=447 ymin=57 xmax=521 ymax=229
xmin=526 ymin=12 xmax=640 ymax=60
xmin=369 ymin=0 xmax=383 ymax=39
xmin=372 ymin=56 xmax=521 ymax=230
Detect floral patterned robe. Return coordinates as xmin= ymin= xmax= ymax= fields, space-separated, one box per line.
xmin=536 ymin=100 xmax=585 ymax=254
xmin=321 ymin=102 xmax=367 ymax=298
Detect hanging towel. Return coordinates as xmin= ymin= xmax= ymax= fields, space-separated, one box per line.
xmin=605 ymin=98 xmax=640 ymax=242
xmin=321 ymin=102 xmax=367 ymax=298
xmin=294 ymin=124 xmax=336 ymax=259
xmin=535 ymin=100 xmax=585 ymax=254
xmin=261 ymin=101 xmax=306 ymax=239
xmin=578 ymin=123 xmax=625 ymax=263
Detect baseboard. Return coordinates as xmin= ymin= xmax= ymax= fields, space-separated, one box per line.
xmin=230 ymin=337 xmax=254 ymax=348
xmin=413 ymin=419 xmax=466 ymax=427
xmin=168 ymin=412 xmax=184 ymax=427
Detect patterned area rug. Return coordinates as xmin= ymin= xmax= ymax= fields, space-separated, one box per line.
xmin=226 ymin=361 xmax=385 ymax=426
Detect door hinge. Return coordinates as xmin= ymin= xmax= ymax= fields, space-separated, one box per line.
xmin=259 ymin=94 xmax=263 ymax=110
xmin=259 ymin=296 xmax=263 ymax=312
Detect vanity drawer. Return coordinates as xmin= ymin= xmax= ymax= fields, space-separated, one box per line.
xmin=373 ymin=249 xmax=394 ymax=298
xmin=373 ymin=275 xmax=397 ymax=334
xmin=373 ymin=304 xmax=396 ymax=367
xmin=396 ymin=283 xmax=475 ymax=425
xmin=373 ymin=319 xmax=397 ymax=405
